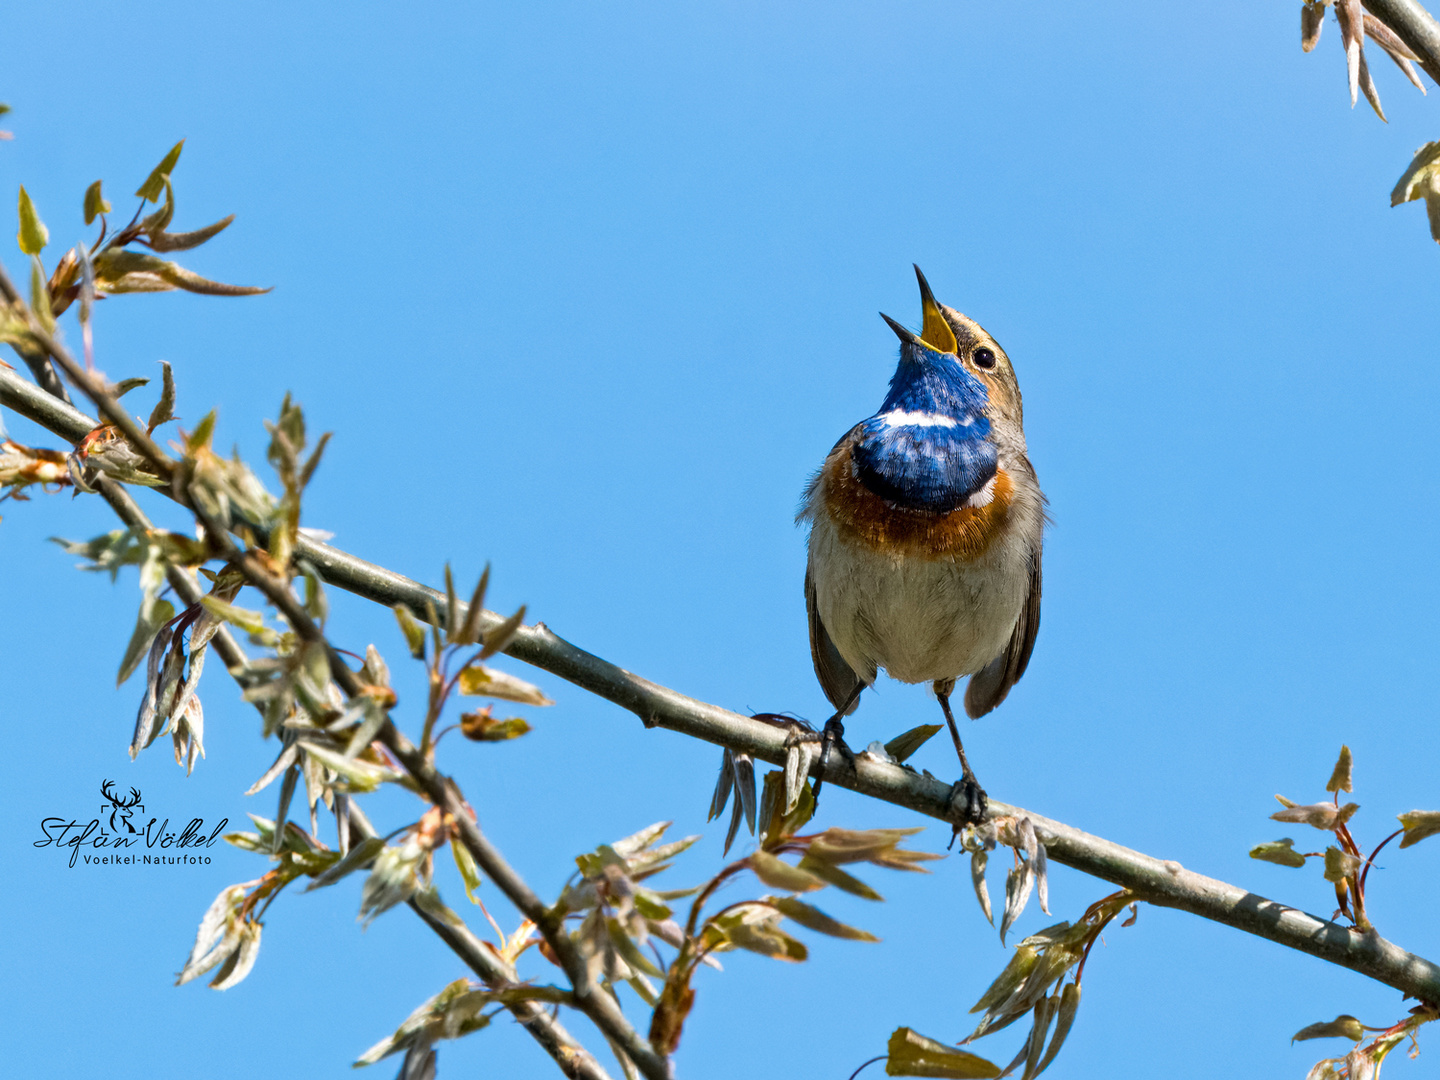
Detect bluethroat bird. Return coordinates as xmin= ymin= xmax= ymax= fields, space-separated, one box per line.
xmin=797 ymin=266 xmax=1045 ymax=823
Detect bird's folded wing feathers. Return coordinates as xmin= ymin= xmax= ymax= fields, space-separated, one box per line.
xmin=964 ymin=548 xmax=1042 ymax=719
xmin=806 ymin=565 xmax=866 ymax=716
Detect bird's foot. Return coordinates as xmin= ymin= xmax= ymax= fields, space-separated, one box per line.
xmin=947 ymin=771 xmax=989 ymax=830
xmin=812 ymin=715 xmax=855 ymax=807
xmin=749 ymin=713 xmax=854 ymax=808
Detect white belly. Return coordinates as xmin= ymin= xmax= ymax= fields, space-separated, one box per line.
xmin=806 ymin=511 xmax=1030 ymax=686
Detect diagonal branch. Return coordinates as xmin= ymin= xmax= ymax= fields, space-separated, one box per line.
xmin=2 ymin=344 xmax=1438 ymax=1011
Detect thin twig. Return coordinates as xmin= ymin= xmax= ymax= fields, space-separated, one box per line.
xmin=91 ymin=474 xmax=615 ymax=1080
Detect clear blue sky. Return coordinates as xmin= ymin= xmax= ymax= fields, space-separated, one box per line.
xmin=4 ymin=2 xmax=1440 ymax=1078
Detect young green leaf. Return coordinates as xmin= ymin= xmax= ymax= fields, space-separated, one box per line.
xmin=1249 ymin=838 xmax=1308 ymax=868
xmin=1397 ymin=810 xmax=1440 ymax=848
xmin=393 ymin=603 xmax=427 ymax=659
xmin=772 ymin=897 xmax=879 ymax=941
xmin=147 ymin=361 xmax=177 ymax=434
xmin=304 ymin=836 xmax=385 ymax=891
xmin=885 ymin=1027 xmax=1001 ymax=1079
xmin=16 ymin=186 xmax=48 ymax=255
xmin=795 ymin=855 xmax=883 ymax=901
xmin=884 ymin=723 xmax=943 ymax=763
xmin=1323 ymin=846 xmax=1362 ymax=883
xmin=83 ymin=180 xmax=111 ymax=225
xmin=746 ymin=850 xmax=824 ymax=893
xmin=456 ymin=664 xmax=553 ymax=705
xmin=458 ymin=710 xmax=530 ymax=742
xmin=136 ymin=140 xmax=185 ymax=202
xmin=1292 ymin=1015 xmax=1366 ymax=1043
xmin=117 ymin=598 xmax=175 ymax=686
xmin=1032 ymin=983 xmax=1081 ymax=1078
xmin=1391 ymin=141 xmax=1440 ymax=244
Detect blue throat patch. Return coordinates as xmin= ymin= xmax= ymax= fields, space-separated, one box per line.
xmin=851 ymin=341 xmax=996 ymax=513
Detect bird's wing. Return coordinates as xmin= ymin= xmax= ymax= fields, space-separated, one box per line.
xmin=964 ymin=544 xmax=1042 ymax=719
xmin=806 ymin=564 xmax=865 ymax=716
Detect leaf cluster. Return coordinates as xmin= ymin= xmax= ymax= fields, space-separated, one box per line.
xmin=1249 ymin=745 xmax=1440 ymax=933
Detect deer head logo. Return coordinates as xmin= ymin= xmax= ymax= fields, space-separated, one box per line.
xmin=100 ymin=780 xmax=144 ymax=834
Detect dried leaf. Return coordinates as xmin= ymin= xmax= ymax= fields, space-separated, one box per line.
xmin=1249 ymin=838 xmax=1309 ymax=868
xmin=1337 ymin=0 xmax=1363 ymax=107
xmin=885 ymin=1027 xmax=1001 ymax=1079
xmin=1302 ymin=2 xmax=1325 ymax=52
xmin=1365 ymin=14 xmax=1427 ymax=91
xmin=1357 ymin=48 xmax=1387 ymax=122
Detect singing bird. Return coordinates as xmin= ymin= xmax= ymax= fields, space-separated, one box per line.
xmin=798 ymin=267 xmax=1045 ymax=823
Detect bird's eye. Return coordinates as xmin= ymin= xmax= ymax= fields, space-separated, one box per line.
xmin=973 ymin=346 xmax=996 ymax=369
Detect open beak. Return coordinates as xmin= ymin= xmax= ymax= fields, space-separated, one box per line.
xmin=879 ymin=266 xmax=959 ymax=355
xmin=914 ymin=265 xmax=959 ymax=354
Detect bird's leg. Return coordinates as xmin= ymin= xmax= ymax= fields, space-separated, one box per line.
xmin=811 ymin=683 xmax=863 ymax=807
xmin=936 ymin=682 xmax=988 ymax=828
